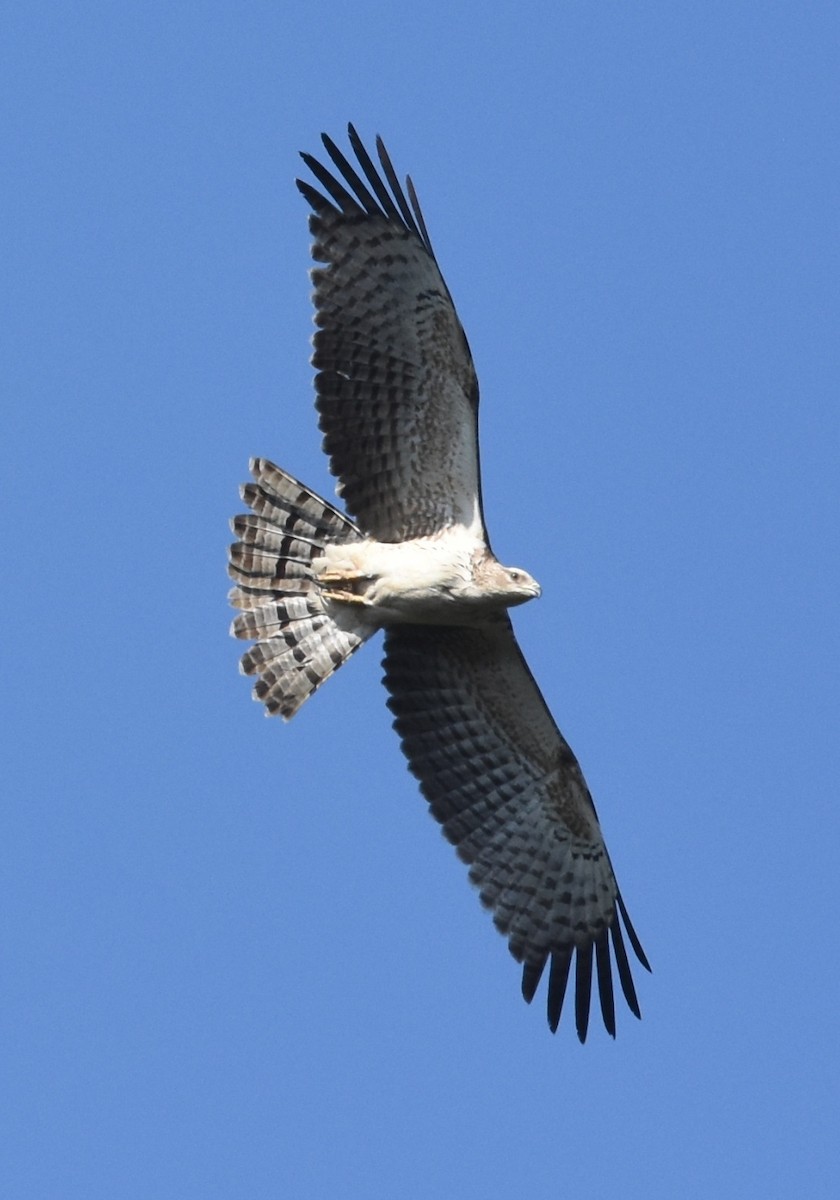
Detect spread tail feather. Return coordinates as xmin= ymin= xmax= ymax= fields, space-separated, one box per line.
xmin=228 ymin=458 xmax=372 ymax=719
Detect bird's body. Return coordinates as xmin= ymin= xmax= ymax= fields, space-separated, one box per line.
xmin=228 ymin=126 xmax=650 ymax=1040
xmin=315 ymin=533 xmax=540 ymax=623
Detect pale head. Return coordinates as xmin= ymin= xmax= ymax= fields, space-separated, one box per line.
xmin=471 ymin=556 xmax=542 ymax=609
xmin=499 ymin=564 xmax=542 ymax=607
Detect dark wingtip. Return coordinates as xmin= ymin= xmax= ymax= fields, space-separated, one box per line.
xmin=574 ymin=943 xmax=593 ymax=1043
xmin=595 ymin=927 xmax=616 ymax=1037
xmin=617 ymin=891 xmax=652 ymax=973
xmin=524 ymin=931 xmax=635 ymax=1039
xmin=296 ymin=177 xmax=329 ymax=213
xmin=374 ymin=133 xmax=422 ymax=240
xmin=296 ymin=127 xmax=434 ymax=256
xmin=521 ymin=957 xmax=547 ymax=1006
xmin=610 ymin=914 xmax=642 ymax=1020
xmin=297 ymin=147 xmax=359 ymax=213
xmin=546 ymin=950 xmax=572 ymax=1034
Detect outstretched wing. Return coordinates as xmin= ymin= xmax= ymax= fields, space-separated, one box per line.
xmin=298 ymin=125 xmax=483 ymax=544
xmin=383 ymin=618 xmax=650 ymax=1041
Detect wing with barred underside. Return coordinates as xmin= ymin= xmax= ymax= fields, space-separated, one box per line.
xmin=382 ymin=617 xmax=650 ymax=1041
xmin=298 ymin=126 xmax=484 ymax=544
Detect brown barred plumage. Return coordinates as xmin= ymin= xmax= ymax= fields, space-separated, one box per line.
xmin=229 ymin=459 xmax=371 ymax=719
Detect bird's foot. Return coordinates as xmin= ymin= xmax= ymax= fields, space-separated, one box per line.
xmin=318 ymin=571 xmax=373 ymax=606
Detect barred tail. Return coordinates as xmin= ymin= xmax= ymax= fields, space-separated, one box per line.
xmin=228 ymin=458 xmax=372 ymax=719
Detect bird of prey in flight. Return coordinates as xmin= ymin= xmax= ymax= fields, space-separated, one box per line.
xmin=228 ymin=125 xmax=650 ymax=1040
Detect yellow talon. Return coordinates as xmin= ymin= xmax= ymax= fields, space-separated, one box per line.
xmin=323 ymin=589 xmax=370 ymax=606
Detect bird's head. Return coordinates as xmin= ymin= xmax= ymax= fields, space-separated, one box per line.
xmin=477 ymin=561 xmax=541 ymax=608
xmin=501 ymin=565 xmax=542 ymax=606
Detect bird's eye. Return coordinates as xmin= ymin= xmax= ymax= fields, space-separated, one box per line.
xmin=509 ymin=570 xmax=522 ymax=582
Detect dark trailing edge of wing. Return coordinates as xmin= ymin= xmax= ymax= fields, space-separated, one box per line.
xmin=520 ymin=897 xmax=650 ymax=1042
xmin=295 ymin=123 xmax=435 ymax=257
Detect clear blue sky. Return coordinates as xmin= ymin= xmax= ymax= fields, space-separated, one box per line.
xmin=3 ymin=3 xmax=838 ymax=1197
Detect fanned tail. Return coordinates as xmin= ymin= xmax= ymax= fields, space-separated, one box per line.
xmin=228 ymin=458 xmax=372 ymax=719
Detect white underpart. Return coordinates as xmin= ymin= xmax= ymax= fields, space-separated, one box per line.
xmin=315 ymin=527 xmax=493 ymax=624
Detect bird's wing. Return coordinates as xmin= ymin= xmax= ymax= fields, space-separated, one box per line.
xmin=298 ymin=125 xmax=484 ymax=543
xmin=383 ymin=617 xmax=650 ymax=1040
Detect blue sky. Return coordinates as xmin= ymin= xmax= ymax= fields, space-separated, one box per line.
xmin=3 ymin=3 xmax=839 ymax=1197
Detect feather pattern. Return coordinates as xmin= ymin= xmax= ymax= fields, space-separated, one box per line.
xmin=229 ymin=128 xmax=650 ymax=1038
xmin=228 ymin=459 xmax=372 ymax=719
xmin=297 ymin=125 xmax=483 ymax=542
xmin=383 ymin=619 xmax=649 ymax=1041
